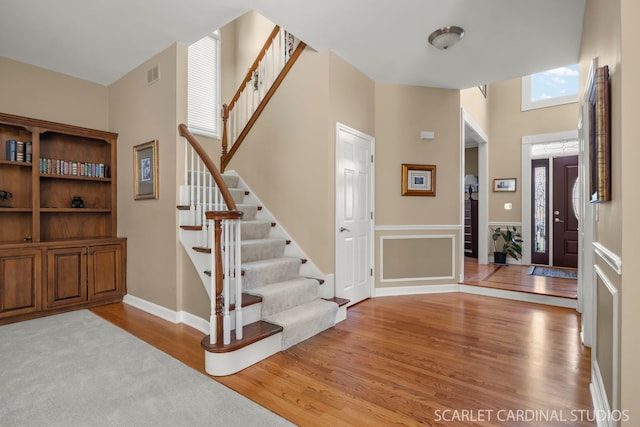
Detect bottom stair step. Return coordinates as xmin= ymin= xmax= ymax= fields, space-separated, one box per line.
xmin=201 ymin=320 xmax=282 ymax=353
xmin=265 ymin=299 xmax=338 ymax=350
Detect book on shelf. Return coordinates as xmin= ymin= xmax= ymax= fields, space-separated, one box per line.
xmin=4 ymin=140 xmax=32 ymax=162
xmin=39 ymin=157 xmax=109 ymax=178
xmin=5 ymin=139 xmax=16 ymax=161
xmin=25 ymin=141 xmax=32 ymax=163
xmin=16 ymin=140 xmax=24 ymax=162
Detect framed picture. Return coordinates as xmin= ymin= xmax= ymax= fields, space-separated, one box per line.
xmin=588 ymin=65 xmax=611 ymax=202
xmin=133 ymin=140 xmax=159 ymax=200
xmin=493 ymin=178 xmax=517 ymax=192
xmin=402 ymin=164 xmax=436 ymax=196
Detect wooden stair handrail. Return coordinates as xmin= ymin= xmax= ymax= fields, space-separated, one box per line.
xmin=178 ymin=123 xmax=238 ymax=211
xmin=221 ymin=39 xmax=306 ymax=172
xmin=228 ymin=25 xmax=282 ymax=112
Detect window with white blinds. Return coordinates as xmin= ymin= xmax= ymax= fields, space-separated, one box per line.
xmin=188 ymin=31 xmax=220 ymax=139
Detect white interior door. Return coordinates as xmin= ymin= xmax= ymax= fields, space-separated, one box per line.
xmin=335 ymin=123 xmax=374 ymax=306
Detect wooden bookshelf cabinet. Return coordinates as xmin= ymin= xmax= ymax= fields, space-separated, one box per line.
xmin=0 ymin=112 xmax=126 ymax=324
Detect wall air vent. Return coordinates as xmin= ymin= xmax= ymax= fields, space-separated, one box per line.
xmin=147 ymin=65 xmax=160 ymax=85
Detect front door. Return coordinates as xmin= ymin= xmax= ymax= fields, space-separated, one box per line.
xmin=335 ymin=124 xmax=373 ymax=306
xmin=553 ymin=155 xmax=579 ymax=268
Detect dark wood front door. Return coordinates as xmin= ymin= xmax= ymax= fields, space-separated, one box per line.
xmin=553 ymin=155 xmax=579 ymax=268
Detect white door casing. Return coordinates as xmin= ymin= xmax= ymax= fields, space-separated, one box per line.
xmin=335 ymin=123 xmax=374 ymax=306
xmin=460 ymin=109 xmax=489 ymax=284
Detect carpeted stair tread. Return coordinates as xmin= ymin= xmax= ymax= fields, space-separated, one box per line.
xmin=265 ymin=299 xmax=338 ymax=349
xmin=236 ymin=204 xmax=258 ymax=221
xmin=229 ymin=188 xmax=246 ymax=204
xmin=242 ymin=257 xmax=302 ymax=289
xmin=221 ymin=174 xmax=239 ymax=189
xmin=241 ymin=238 xmax=286 ymax=262
xmin=247 ymin=278 xmax=318 ymax=317
xmin=241 ymin=220 xmax=273 ymax=240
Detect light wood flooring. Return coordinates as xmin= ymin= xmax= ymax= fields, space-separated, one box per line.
xmin=92 ymin=293 xmax=593 ymax=426
xmin=462 ymin=258 xmax=578 ymax=299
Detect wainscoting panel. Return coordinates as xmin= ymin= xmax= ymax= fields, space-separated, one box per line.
xmin=380 ymin=234 xmax=455 ymax=282
xmin=593 ymin=263 xmax=619 ymax=414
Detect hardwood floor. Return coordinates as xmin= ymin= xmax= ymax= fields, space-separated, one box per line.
xmin=92 ymin=294 xmax=594 ymax=426
xmin=462 ymin=258 xmax=578 ymax=299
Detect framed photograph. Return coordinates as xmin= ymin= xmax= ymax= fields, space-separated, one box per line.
xmin=402 ymin=164 xmax=436 ymax=196
xmin=133 ymin=140 xmax=159 ymax=200
xmin=493 ymin=178 xmax=517 ymax=192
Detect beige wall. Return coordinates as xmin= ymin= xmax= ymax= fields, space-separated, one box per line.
xmin=487 ymin=78 xmax=578 ymax=223
xmin=580 ymin=0 xmax=622 ymax=256
xmin=374 ymin=83 xmax=461 ymax=288
xmin=465 ymin=147 xmax=478 ymax=177
xmin=579 ymin=0 xmax=640 ymax=420
xmin=232 ymin=10 xmax=274 ymax=91
xmin=375 ymin=84 xmax=461 ymax=225
xmin=0 ymin=57 xmax=108 ymax=130
xmin=620 ymin=0 xmax=640 ymax=420
xmin=460 ymin=86 xmax=489 ymax=135
xmin=108 ymin=44 xmax=189 ymax=312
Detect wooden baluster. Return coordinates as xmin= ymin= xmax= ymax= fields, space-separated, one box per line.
xmin=211 ymin=217 xmax=224 ymax=345
xmin=221 ymin=104 xmax=229 ymax=168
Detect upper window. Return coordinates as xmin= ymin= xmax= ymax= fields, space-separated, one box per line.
xmin=188 ymin=31 xmax=220 ymax=139
xmin=521 ymin=64 xmax=579 ymax=111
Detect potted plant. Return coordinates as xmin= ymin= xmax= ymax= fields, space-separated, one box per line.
xmin=491 ymin=226 xmax=523 ymax=264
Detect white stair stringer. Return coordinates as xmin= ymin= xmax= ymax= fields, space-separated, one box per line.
xmin=226 ymin=170 xmax=336 ymax=300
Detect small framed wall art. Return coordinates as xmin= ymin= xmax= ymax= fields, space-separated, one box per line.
xmin=402 ymin=164 xmax=436 ymax=196
xmin=493 ymin=178 xmax=517 ymax=192
xmin=133 ymin=140 xmax=159 ymax=200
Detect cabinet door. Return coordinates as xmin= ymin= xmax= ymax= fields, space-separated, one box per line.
xmin=88 ymin=244 xmax=122 ymax=300
xmin=46 ymin=247 xmax=87 ymax=308
xmin=0 ymin=249 xmax=41 ymax=318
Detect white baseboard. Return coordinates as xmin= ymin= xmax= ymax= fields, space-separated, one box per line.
xmin=459 ymin=285 xmax=577 ymax=309
xmin=375 ymin=284 xmax=459 ymax=297
xmin=372 ymin=284 xmax=576 ymax=309
xmin=123 ymin=294 xmax=209 ymax=334
xmin=590 ymin=360 xmax=613 ymax=427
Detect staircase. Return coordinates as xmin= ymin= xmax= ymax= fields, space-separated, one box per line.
xmin=178 ymin=156 xmax=348 ymax=375
xmin=176 ymin=26 xmax=347 ymax=376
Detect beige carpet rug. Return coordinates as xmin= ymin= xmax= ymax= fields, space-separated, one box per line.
xmin=0 ymin=310 xmax=293 ymax=427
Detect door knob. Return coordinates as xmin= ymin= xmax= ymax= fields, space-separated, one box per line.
xmin=554 ymin=218 xmax=564 ymax=223
xmin=339 ymin=227 xmax=351 ymax=232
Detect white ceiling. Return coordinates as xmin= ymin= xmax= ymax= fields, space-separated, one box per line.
xmin=0 ymin=0 xmax=585 ymax=89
